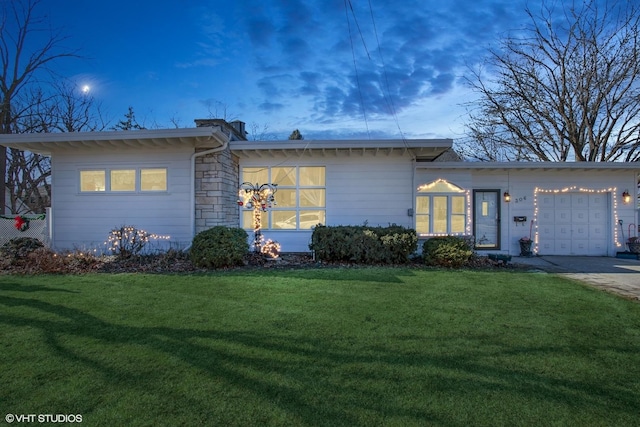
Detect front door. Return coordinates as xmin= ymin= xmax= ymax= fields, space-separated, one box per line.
xmin=473 ymin=190 xmax=500 ymax=249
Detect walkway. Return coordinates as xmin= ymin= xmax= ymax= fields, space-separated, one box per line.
xmin=513 ymin=255 xmax=640 ymax=301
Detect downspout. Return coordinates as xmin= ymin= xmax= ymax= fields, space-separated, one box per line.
xmin=189 ymin=137 xmax=229 ymax=243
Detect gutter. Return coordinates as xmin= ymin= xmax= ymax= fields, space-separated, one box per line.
xmin=189 ymin=136 xmax=230 ymax=244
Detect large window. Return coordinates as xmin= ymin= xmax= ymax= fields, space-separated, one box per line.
xmin=80 ymin=168 xmax=167 ymax=193
xmin=241 ymin=166 xmax=325 ymax=230
xmin=416 ymin=179 xmax=467 ymax=236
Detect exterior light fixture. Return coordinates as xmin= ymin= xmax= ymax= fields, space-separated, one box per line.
xmin=503 ymin=191 xmax=511 ymax=202
xmin=622 ymin=190 xmax=632 ymax=204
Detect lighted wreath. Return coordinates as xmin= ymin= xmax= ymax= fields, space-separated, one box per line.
xmin=14 ymin=215 xmax=29 ymax=232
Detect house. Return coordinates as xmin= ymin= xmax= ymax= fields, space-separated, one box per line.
xmin=1 ymin=119 xmax=639 ymax=256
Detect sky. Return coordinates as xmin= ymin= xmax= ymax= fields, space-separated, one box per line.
xmin=24 ymin=0 xmax=543 ymax=140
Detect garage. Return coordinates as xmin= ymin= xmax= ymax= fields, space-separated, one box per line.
xmin=536 ymin=192 xmax=610 ymax=256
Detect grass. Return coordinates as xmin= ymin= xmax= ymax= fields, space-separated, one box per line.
xmin=1 ymin=268 xmax=639 ymax=426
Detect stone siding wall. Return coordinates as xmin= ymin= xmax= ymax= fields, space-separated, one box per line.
xmin=194 ymin=146 xmax=240 ymax=233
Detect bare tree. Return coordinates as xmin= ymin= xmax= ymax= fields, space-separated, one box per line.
xmin=202 ymin=99 xmax=237 ymax=122
xmin=5 ymin=148 xmax=50 ymax=213
xmin=248 ymin=121 xmax=275 ymax=141
xmin=50 ymin=81 xmax=107 ymax=132
xmin=3 ymin=81 xmax=105 ymax=214
xmin=0 ymin=0 xmax=79 ymax=213
xmin=462 ymin=0 xmax=640 ymax=162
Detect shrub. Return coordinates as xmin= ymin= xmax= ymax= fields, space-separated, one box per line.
xmin=0 ymin=237 xmax=45 ymax=265
xmin=422 ymin=236 xmax=474 ymax=268
xmin=190 ymin=226 xmax=248 ymax=268
xmin=381 ymin=232 xmax=419 ymax=264
xmin=310 ymin=224 xmax=417 ymax=264
xmin=106 ymin=226 xmax=156 ymax=258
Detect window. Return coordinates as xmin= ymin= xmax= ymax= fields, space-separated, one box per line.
xmin=80 ymin=168 xmax=167 ymax=193
xmin=80 ymin=171 xmax=105 ymax=192
xmin=141 ymin=169 xmax=167 ymax=191
xmin=241 ymin=166 xmax=326 ymax=230
xmin=416 ymin=179 xmax=467 ymax=235
xmin=110 ymin=170 xmax=136 ymax=191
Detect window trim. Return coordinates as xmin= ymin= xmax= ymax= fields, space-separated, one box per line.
xmin=415 ymin=180 xmax=469 ymax=237
xmin=79 ymin=167 xmax=169 ymax=194
xmin=416 ymin=194 xmax=467 ymax=236
xmin=240 ymin=166 xmax=326 ymax=231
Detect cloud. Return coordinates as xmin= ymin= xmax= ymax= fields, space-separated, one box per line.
xmin=231 ymin=0 xmax=548 ymax=136
xmin=175 ymin=8 xmax=240 ymax=69
xmin=259 ymin=101 xmax=286 ymax=112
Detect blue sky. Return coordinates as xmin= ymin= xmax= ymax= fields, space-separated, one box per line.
xmin=37 ymin=0 xmax=537 ymax=140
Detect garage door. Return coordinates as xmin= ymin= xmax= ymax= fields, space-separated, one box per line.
xmin=537 ymin=192 xmax=609 ymax=255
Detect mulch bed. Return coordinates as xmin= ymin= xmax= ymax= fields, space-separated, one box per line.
xmin=1 ymin=248 xmax=529 ymax=275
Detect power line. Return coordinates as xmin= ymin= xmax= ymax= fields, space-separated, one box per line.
xmin=347 ymin=0 xmax=371 ymax=60
xmin=344 ymin=0 xmax=371 ymax=139
xmin=367 ymin=0 xmax=407 ymax=143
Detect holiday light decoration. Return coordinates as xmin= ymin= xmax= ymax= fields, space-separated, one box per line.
xmin=417 ymin=178 xmax=465 ymax=193
xmin=261 ymin=239 xmax=281 ymax=258
xmin=416 ymin=180 xmax=472 ymax=237
xmin=533 ymin=186 xmax=621 ymax=254
xmin=237 ymin=182 xmax=280 ymax=257
xmin=104 ymin=226 xmax=170 ymax=257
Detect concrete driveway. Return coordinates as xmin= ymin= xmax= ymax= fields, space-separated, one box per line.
xmin=512 ymin=255 xmax=640 ymax=301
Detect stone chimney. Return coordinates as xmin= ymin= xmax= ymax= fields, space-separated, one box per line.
xmin=192 ymin=118 xmax=241 ymax=233
xmin=229 ymin=120 xmax=246 ymax=138
xmin=194 ymin=118 xmax=247 ymax=141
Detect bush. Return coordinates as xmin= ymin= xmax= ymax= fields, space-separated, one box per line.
xmin=422 ymin=236 xmax=474 ymax=268
xmin=0 ymin=237 xmax=45 ymax=265
xmin=105 ymin=226 xmax=156 ymax=259
xmin=310 ymin=224 xmax=417 ymax=264
xmin=190 ymin=226 xmax=248 ymax=268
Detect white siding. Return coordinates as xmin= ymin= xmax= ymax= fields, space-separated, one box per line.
xmin=502 ymin=169 xmax=634 ymax=256
xmin=238 ymin=157 xmax=638 ymax=255
xmin=417 ymin=167 xmax=638 ymax=256
xmin=240 ymin=152 xmax=416 ymax=252
xmin=49 ymin=141 xmax=638 ymax=258
xmin=51 ymin=147 xmax=194 ymax=251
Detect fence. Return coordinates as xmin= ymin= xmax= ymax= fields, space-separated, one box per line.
xmin=0 ymin=214 xmax=48 ymax=246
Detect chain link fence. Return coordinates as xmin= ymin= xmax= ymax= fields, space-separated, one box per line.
xmin=0 ymin=214 xmax=49 ymax=246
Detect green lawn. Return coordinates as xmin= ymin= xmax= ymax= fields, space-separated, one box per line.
xmin=1 ymin=268 xmax=639 ymax=426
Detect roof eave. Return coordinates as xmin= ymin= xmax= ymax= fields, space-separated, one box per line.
xmin=0 ymin=127 xmax=228 ymax=155
xmin=230 ymin=139 xmax=453 ymax=160
xmin=416 ymin=161 xmax=640 ymax=170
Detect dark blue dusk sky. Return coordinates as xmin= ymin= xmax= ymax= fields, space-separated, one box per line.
xmin=16 ymin=0 xmax=563 ymax=139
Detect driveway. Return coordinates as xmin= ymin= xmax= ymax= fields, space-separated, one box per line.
xmin=512 ymin=255 xmax=640 ymax=301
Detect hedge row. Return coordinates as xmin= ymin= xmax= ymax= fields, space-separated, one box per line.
xmin=309 ymin=224 xmax=418 ymax=264
xmin=2 ymin=227 xmax=476 ymax=271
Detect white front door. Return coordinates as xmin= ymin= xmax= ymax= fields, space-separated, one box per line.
xmin=537 ymin=192 xmax=609 ymax=255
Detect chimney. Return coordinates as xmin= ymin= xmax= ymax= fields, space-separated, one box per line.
xmin=229 ymin=120 xmax=246 ymax=138
xmin=193 ymin=118 xmax=247 ymax=141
